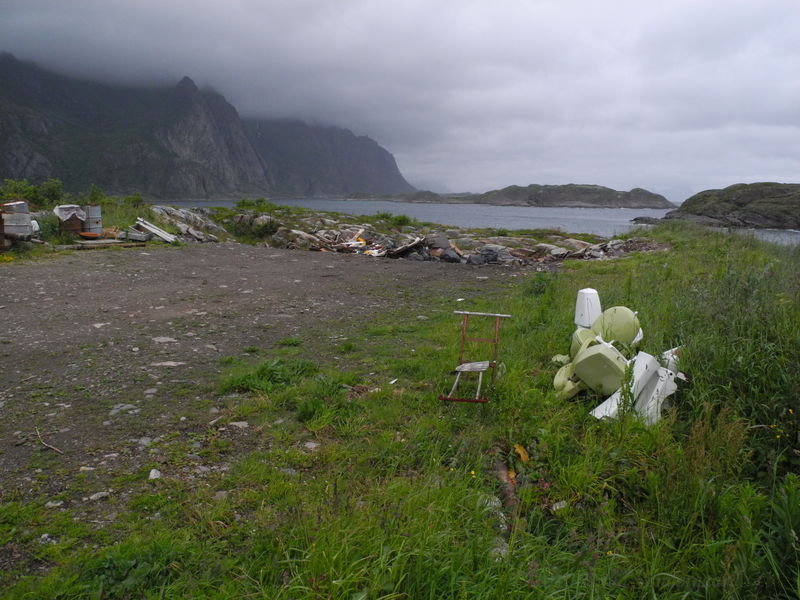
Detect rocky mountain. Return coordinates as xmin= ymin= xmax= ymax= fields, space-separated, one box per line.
xmin=665 ymin=182 xmax=800 ymax=229
xmin=244 ymin=119 xmax=414 ymax=195
xmin=0 ymin=52 xmax=414 ymax=197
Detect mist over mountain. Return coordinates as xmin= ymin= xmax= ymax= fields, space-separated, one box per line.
xmin=0 ymin=53 xmax=415 ymax=198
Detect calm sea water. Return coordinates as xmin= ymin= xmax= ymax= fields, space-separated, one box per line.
xmin=166 ymin=197 xmax=800 ymax=244
xmin=168 ymin=197 xmax=670 ymax=237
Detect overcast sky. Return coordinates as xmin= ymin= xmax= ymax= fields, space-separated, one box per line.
xmin=2 ymin=0 xmax=799 ymax=200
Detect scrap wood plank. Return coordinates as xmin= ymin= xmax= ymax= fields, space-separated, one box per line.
xmin=56 ymin=242 xmax=147 ymax=250
xmin=135 ymin=218 xmax=177 ymax=243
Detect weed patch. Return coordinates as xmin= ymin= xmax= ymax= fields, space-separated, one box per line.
xmin=5 ymin=222 xmax=800 ymax=598
xmin=219 ymin=358 xmax=318 ymax=394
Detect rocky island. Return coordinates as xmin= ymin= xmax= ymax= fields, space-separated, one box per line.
xmin=665 ymin=182 xmax=800 ymax=229
xmin=354 ymin=183 xmax=674 ymax=209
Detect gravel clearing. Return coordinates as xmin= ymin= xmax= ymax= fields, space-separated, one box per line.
xmin=0 ymin=242 xmax=524 ymax=500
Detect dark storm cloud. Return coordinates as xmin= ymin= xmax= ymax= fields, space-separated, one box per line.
xmin=2 ymin=0 xmax=799 ymax=199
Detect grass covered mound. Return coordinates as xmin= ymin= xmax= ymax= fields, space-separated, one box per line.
xmin=2 ymin=221 xmax=799 ymax=599
xmin=667 ymin=182 xmax=800 ymax=229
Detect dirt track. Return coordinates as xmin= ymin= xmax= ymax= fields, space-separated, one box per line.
xmin=0 ymin=243 xmax=522 ymax=500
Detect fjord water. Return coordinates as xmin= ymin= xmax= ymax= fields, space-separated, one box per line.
xmin=170 ymin=197 xmax=670 ymax=237
xmin=168 ymin=197 xmax=800 ymax=243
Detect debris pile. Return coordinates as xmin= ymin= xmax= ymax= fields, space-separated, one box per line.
xmin=210 ymin=208 xmax=667 ymax=266
xmin=553 ymin=288 xmax=685 ymax=424
xmin=148 ymin=205 xmax=225 ymax=242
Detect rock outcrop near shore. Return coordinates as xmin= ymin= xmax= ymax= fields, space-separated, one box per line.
xmin=666 ymin=182 xmax=800 ymax=229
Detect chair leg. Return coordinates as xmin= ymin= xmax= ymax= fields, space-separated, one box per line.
xmin=448 ymin=372 xmax=462 ymax=397
xmin=475 ymin=371 xmax=484 ymax=400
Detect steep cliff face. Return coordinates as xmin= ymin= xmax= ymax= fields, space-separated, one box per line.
xmin=666 ymin=182 xmax=800 ymax=229
xmin=152 ymin=77 xmax=272 ymax=197
xmin=468 ymin=184 xmax=674 ymax=208
xmin=0 ymin=53 xmax=414 ymax=197
xmin=243 ymin=119 xmax=415 ymax=195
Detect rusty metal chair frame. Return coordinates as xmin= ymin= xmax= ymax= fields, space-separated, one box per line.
xmin=439 ymin=310 xmax=511 ymax=403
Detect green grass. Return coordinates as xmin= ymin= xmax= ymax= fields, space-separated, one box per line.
xmin=3 ymin=221 xmax=799 ymax=598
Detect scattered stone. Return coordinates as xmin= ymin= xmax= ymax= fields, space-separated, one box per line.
xmin=88 ymin=491 xmax=110 ymax=502
xmin=79 ymin=466 xmax=95 ymax=472
xmin=303 ymin=441 xmax=320 ymax=451
xmin=152 ymin=336 xmax=178 ymax=343
xmin=45 ymin=500 xmax=64 ymax=508
xmin=424 ymin=234 xmax=450 ymax=249
xmin=138 ymin=436 xmax=153 ymax=447
xmin=150 ymin=361 xmax=186 ymax=367
xmin=109 ymin=403 xmax=137 ymax=416
xmin=213 ymin=490 xmax=229 ymax=500
xmin=440 ymin=248 xmax=463 ymax=263
xmin=561 ymin=238 xmax=591 ymax=250
xmin=143 ymin=388 xmax=157 ymax=395
xmin=229 ymin=421 xmax=249 ymax=429
xmin=149 ymin=468 xmax=162 ymax=480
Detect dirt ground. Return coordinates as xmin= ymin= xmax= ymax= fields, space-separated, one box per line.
xmin=0 ymin=243 xmax=528 ymax=505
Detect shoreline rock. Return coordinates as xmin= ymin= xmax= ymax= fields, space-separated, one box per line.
xmin=664 ymin=182 xmax=800 ymax=230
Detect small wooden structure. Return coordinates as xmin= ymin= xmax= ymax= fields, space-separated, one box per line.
xmin=440 ymin=310 xmax=511 ymax=403
xmin=59 ymin=214 xmax=83 ymax=235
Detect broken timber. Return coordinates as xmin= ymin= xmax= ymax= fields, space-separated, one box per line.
xmin=134 ymin=218 xmax=177 ymax=243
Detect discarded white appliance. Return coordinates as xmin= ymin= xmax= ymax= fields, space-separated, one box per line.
xmin=574 ymin=287 xmax=602 ymax=328
xmin=553 ymin=289 xmax=684 ymax=424
xmin=590 ymin=350 xmax=683 ymax=425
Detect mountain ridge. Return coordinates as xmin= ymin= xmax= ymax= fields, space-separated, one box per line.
xmin=0 ymin=52 xmax=414 ymax=198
